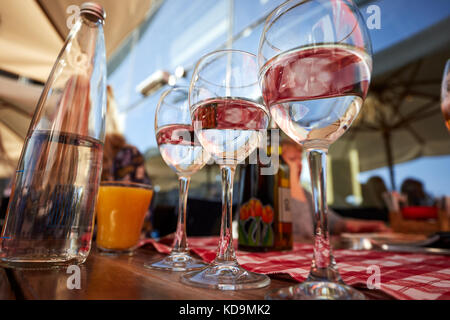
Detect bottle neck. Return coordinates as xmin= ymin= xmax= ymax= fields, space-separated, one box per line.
xmin=31 ymin=11 xmax=106 ymax=142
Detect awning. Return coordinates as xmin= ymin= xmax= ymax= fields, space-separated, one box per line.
xmin=0 ymin=0 xmax=156 ymax=82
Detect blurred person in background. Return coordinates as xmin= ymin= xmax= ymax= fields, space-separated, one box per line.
xmin=362 ymin=176 xmax=389 ymax=210
xmin=281 ymin=139 xmax=390 ymax=240
xmin=102 ymin=132 xmax=151 ymax=184
xmin=102 ymin=86 xmax=150 ymax=184
xmin=400 ymin=178 xmax=435 ymax=207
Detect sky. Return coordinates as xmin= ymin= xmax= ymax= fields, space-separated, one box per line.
xmin=359 ymin=155 xmax=450 ymax=197
xmin=107 ymin=0 xmax=450 ymax=196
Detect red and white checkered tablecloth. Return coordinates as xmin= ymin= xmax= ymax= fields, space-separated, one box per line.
xmin=139 ymin=237 xmax=450 ymax=300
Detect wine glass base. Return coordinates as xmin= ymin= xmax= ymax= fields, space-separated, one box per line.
xmin=180 ymin=262 xmax=271 ymax=290
xmin=144 ymin=252 xmax=207 ymax=272
xmin=265 ymin=281 xmax=365 ymax=300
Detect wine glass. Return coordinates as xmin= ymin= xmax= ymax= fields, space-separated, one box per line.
xmin=258 ymin=0 xmax=372 ymax=299
xmin=441 ymin=60 xmax=450 ymax=132
xmin=181 ymin=50 xmax=271 ymax=290
xmin=145 ymin=87 xmax=210 ymax=271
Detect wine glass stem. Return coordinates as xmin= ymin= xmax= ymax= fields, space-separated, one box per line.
xmin=307 ymin=149 xmax=342 ymax=283
xmin=172 ymin=176 xmax=190 ymax=254
xmin=215 ymin=165 xmax=237 ymax=264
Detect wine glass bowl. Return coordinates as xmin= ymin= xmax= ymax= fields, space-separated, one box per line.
xmin=258 ymin=0 xmax=372 ymax=299
xmin=156 ymin=88 xmax=211 ymax=176
xmin=182 ymin=50 xmax=271 ymax=290
xmin=190 ymin=50 xmax=269 ymax=165
xmin=441 ymin=60 xmax=450 ymax=132
xmin=259 ymin=0 xmax=372 ymax=149
xmin=145 ymin=87 xmax=209 ymax=272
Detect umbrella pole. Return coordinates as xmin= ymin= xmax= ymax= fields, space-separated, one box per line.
xmin=382 ymin=130 xmax=396 ymax=191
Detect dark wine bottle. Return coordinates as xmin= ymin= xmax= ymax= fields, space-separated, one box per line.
xmin=237 ymin=125 xmax=293 ymax=252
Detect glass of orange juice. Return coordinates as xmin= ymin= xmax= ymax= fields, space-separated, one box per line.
xmin=96 ymin=181 xmax=153 ymax=255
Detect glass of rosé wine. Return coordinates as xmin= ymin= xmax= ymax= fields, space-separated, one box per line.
xmin=181 ymin=50 xmax=271 ymax=290
xmin=441 ymin=60 xmax=450 ymax=132
xmin=258 ymin=0 xmax=373 ymax=299
xmin=145 ymin=87 xmax=210 ymax=271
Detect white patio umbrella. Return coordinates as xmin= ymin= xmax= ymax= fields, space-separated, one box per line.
xmin=332 ymin=46 xmax=450 ymax=190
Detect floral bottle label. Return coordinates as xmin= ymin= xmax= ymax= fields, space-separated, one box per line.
xmin=238 ymin=198 xmax=274 ymax=248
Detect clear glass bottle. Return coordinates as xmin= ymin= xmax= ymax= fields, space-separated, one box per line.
xmin=0 ymin=3 xmax=107 ymax=269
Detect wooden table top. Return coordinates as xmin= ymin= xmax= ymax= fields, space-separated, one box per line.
xmin=2 ymin=246 xmax=393 ymax=300
xmin=0 ymin=268 xmax=15 ymax=300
